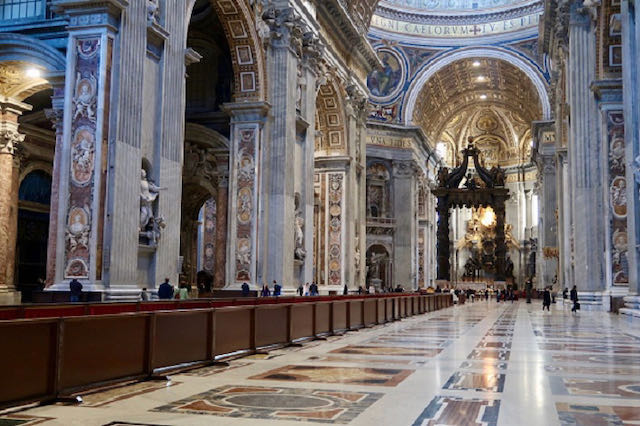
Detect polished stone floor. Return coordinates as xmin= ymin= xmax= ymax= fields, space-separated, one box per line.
xmin=8 ymin=300 xmax=640 ymax=425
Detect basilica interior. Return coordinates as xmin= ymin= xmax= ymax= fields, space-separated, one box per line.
xmin=1 ymin=0 xmax=640 ymax=424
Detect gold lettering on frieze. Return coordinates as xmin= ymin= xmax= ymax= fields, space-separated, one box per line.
xmin=371 ymin=13 xmax=542 ymax=38
xmin=366 ymin=135 xmax=413 ymax=149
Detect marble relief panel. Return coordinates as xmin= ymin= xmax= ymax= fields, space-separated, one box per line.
xmin=327 ymin=173 xmax=344 ymax=286
xmin=64 ymin=37 xmax=101 ymax=279
xmin=201 ymin=198 xmax=216 ymax=273
xmin=234 ymin=126 xmax=258 ymax=283
xmin=606 ymin=111 xmax=629 ymax=285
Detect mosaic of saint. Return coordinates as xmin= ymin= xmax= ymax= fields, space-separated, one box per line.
xmin=367 ymin=50 xmax=403 ymax=99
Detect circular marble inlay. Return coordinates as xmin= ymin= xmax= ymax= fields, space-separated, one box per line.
xmin=224 ymin=394 xmax=332 ymax=409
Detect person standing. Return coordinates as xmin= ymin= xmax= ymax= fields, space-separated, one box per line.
xmin=261 ymin=283 xmax=271 ymax=297
xmin=69 ymin=279 xmax=83 ymax=302
xmin=297 ymin=283 xmax=304 ymax=296
xmin=241 ymin=282 xmax=251 ymax=297
xmin=563 ymin=287 xmax=568 ymax=300
xmin=310 ymin=282 xmax=318 ymax=296
xmin=343 ymin=284 xmax=348 ymax=295
xmin=570 ymin=285 xmax=579 ymax=313
xmin=158 ymin=278 xmax=173 ymax=299
xmin=140 ymin=288 xmax=149 ymax=301
xmin=177 ymin=284 xmax=189 ymax=300
xmin=273 ymin=280 xmax=282 ymax=296
xmin=542 ymin=287 xmax=551 ymax=311
xmin=303 ymin=282 xmax=310 ymax=296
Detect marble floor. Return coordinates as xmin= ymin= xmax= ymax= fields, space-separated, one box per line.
xmin=7 ymin=301 xmax=640 ymax=425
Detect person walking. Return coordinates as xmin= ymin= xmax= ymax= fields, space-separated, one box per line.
xmin=570 ymin=285 xmax=579 ymax=313
xmin=69 ymin=279 xmax=83 ymax=302
xmin=542 ymin=287 xmax=551 ymax=311
xmin=158 ymin=278 xmax=173 ymax=299
xmin=261 ymin=283 xmax=271 ymax=297
xmin=273 ymin=280 xmax=282 ymax=296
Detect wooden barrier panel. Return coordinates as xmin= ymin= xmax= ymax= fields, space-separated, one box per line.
xmin=363 ymin=299 xmax=376 ymax=326
xmin=348 ymin=300 xmax=364 ymax=330
xmin=59 ymin=315 xmax=148 ymax=392
xmin=386 ymin=298 xmax=393 ymax=321
xmin=314 ymin=302 xmax=331 ymax=335
xmin=290 ymin=303 xmax=314 ymax=340
xmin=0 ymin=319 xmax=57 ymax=406
xmin=376 ymin=299 xmax=385 ymax=324
xmin=152 ymin=310 xmax=210 ymax=369
xmin=215 ymin=307 xmax=252 ymax=356
xmin=255 ymin=305 xmax=288 ymax=348
xmin=332 ymin=301 xmax=347 ymax=332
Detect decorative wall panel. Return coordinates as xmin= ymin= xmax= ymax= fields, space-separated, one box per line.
xmin=606 ymin=111 xmax=628 ymax=285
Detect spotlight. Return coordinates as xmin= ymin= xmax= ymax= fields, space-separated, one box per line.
xmin=472 ymin=61 xmax=481 ymax=67
xmin=25 ymin=68 xmax=41 ymax=78
xmin=479 ymin=94 xmax=487 ymax=100
xmin=477 ymin=76 xmax=486 ymax=82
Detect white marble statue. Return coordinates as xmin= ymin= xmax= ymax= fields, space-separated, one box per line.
xmin=140 ymin=169 xmax=165 ymax=231
xmin=294 ymin=207 xmax=306 ymax=260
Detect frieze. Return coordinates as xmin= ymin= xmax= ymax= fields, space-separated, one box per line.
xmin=366 ymin=134 xmax=413 ymax=149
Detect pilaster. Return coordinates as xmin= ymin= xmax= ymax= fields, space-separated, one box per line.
xmin=392 ymin=160 xmax=418 ymax=288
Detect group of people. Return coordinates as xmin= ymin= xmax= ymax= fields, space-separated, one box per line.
xmin=157 ymin=278 xmax=191 ymax=300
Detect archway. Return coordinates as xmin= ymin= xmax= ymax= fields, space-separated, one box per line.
xmin=366 ymin=244 xmax=391 ymax=291
xmin=16 ymin=169 xmax=51 ymax=301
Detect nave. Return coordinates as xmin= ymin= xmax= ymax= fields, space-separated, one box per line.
xmin=8 ymin=302 xmax=640 ymax=426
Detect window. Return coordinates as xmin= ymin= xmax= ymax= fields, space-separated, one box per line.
xmin=0 ymin=0 xmax=46 ymax=22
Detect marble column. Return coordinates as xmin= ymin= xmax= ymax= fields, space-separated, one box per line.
xmin=49 ymin=0 xmax=127 ymax=292
xmin=538 ymin=154 xmax=558 ymax=288
xmin=567 ymin=2 xmax=606 ymax=301
xmin=214 ymin=175 xmax=228 ymax=289
xmin=392 ymin=160 xmax=417 ymax=288
xmin=255 ymin=6 xmax=302 ymax=290
xmin=0 ymin=97 xmax=30 ymax=304
xmin=557 ymin=149 xmax=573 ymax=291
xmin=223 ymin=102 xmax=269 ymax=289
xmin=621 ymin=0 xmax=640 ymax=316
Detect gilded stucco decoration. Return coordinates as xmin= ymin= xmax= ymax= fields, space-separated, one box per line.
xmin=315 ymin=78 xmax=347 ymax=154
xmin=0 ymin=61 xmax=49 ymax=100
xmin=414 ymin=58 xmax=541 ymax=167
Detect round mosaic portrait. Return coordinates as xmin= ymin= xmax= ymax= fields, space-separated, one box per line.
xmin=367 ymin=48 xmax=405 ymax=101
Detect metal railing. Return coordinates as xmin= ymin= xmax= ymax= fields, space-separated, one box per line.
xmin=0 ymin=0 xmax=50 ymax=22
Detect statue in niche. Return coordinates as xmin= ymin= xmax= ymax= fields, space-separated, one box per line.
xmin=354 ymin=235 xmax=361 ymax=272
xmin=294 ymin=196 xmax=306 ymax=261
xmin=140 ymin=169 xmax=165 ymax=233
xmin=140 ymin=216 xmax=166 ymax=246
xmin=147 ymin=0 xmax=159 ymax=25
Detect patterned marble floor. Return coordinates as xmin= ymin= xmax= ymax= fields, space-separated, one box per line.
xmin=7 ymin=300 xmax=640 ymax=425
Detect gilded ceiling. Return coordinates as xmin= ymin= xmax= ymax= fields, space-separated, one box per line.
xmin=413 ymin=58 xmax=540 ymax=166
xmin=0 ymin=61 xmax=49 ymax=101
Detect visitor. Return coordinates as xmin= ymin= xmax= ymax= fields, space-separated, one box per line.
xmin=177 ymin=284 xmax=189 ymax=300
xmin=273 ymin=280 xmax=282 ymax=296
xmin=562 ymin=287 xmax=568 ymax=300
xmin=297 ymin=283 xmax=304 ymax=296
xmin=343 ymin=284 xmax=348 ymax=295
xmin=570 ymin=285 xmax=579 ymax=313
xmin=395 ymin=285 xmax=404 ymax=293
xmin=140 ymin=288 xmax=149 ymax=301
xmin=303 ymin=282 xmax=310 ymax=296
xmin=369 ymin=285 xmax=376 ymax=294
xmin=158 ymin=278 xmax=173 ymax=299
xmin=435 ymin=285 xmax=442 ymax=293
xmin=69 ymin=279 xmax=83 ymax=302
xmin=542 ymin=287 xmax=551 ymax=311
xmin=357 ymin=286 xmax=364 ymax=294
xmin=261 ymin=283 xmax=271 ymax=297
xmin=241 ymin=282 xmax=250 ymax=297
xmin=310 ymin=282 xmax=319 ymax=296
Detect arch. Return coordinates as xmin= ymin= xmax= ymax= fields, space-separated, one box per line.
xmin=185 ymin=122 xmax=230 ymax=150
xmin=403 ymin=47 xmax=551 ymax=123
xmin=19 ymin=161 xmax=53 ymax=184
xmin=185 ymin=0 xmax=266 ymax=102
xmin=315 ymin=77 xmax=347 ymax=154
xmin=0 ymin=33 xmax=66 ymax=72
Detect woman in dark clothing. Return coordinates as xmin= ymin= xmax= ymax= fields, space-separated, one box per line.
xmin=570 ymin=285 xmax=579 ymax=312
xmin=261 ymin=284 xmax=271 ymax=297
xmin=542 ymin=287 xmax=551 ymax=311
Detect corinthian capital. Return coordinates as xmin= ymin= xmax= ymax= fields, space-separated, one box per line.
xmin=0 ymin=122 xmax=25 ymax=155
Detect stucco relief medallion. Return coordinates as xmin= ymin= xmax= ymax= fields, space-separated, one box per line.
xmin=77 ymin=38 xmax=100 ymax=59
xmin=70 ymin=127 xmax=96 ymax=186
xmin=65 ymin=258 xmax=89 ymax=279
xmin=73 ymin=73 xmax=97 ymax=121
xmin=66 ymin=206 xmax=90 ymax=252
xmin=237 ymin=187 xmax=252 ymax=224
xmin=609 ymin=135 xmax=625 ymax=170
xmin=610 ymin=176 xmax=627 ymax=218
